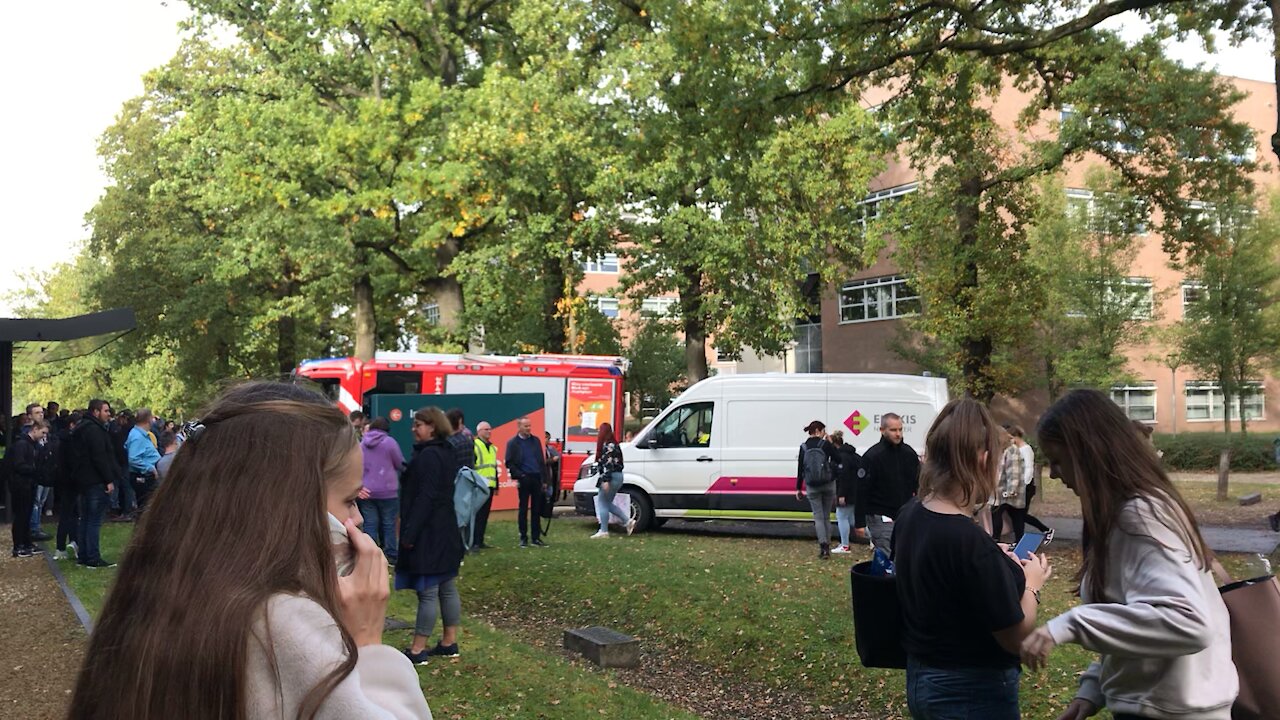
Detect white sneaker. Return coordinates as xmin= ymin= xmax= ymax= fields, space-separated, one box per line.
xmin=625 ymin=519 xmax=637 ymax=536
xmin=590 ymin=531 xmax=610 ymax=539
xmin=831 ymin=545 xmax=851 ymax=554
xmin=67 ymin=541 xmax=78 ymax=559
xmin=51 ymin=550 xmax=67 ymax=560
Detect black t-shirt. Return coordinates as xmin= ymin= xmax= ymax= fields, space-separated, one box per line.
xmin=892 ymin=499 xmax=1025 ymax=669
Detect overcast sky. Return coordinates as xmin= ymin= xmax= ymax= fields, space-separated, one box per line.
xmin=0 ymin=3 xmax=1275 ymax=316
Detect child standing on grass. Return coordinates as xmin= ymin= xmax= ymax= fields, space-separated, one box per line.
xmin=1022 ymin=389 xmax=1236 ymax=720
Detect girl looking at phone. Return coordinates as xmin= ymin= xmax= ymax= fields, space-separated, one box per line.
xmin=69 ymin=381 xmax=432 ymax=720
xmin=894 ymin=398 xmax=1051 ymax=720
xmin=1022 ymin=390 xmax=1236 ymax=720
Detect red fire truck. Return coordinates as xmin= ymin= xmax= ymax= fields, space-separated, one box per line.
xmin=293 ymin=352 xmax=629 ymax=489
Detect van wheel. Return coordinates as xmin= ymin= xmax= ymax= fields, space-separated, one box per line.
xmin=652 ymin=517 xmax=668 ymax=528
xmin=623 ymin=488 xmax=654 ymax=532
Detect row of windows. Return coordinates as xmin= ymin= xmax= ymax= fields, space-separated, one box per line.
xmin=1111 ymin=382 xmax=1266 ymax=423
xmin=595 ymin=296 xmax=677 ymax=319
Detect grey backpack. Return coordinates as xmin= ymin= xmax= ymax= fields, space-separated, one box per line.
xmin=803 ymin=445 xmax=833 ymax=487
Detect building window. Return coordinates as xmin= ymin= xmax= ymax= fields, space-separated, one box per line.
xmin=581 ymin=253 xmax=620 ymax=274
xmin=595 ymin=297 xmax=620 ymax=319
xmin=839 ymin=275 xmax=921 ymax=324
xmin=1185 ymin=381 xmax=1265 ymax=422
xmin=640 ymin=296 xmax=677 ymax=317
xmin=855 ymin=184 xmax=917 ymax=236
xmin=424 ymin=303 xmax=440 ymax=326
xmin=1065 ymin=188 xmax=1147 ymax=235
xmin=1181 ymin=282 xmax=1205 ymax=317
xmin=1069 ymin=277 xmax=1152 ymax=320
xmin=1110 ymin=382 xmax=1157 ymax=422
xmin=794 ymin=323 xmax=822 ymax=374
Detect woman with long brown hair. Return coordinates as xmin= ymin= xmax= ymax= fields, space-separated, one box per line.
xmin=1022 ymin=389 xmax=1236 ymax=720
xmin=589 ymin=422 xmax=634 ymax=538
xmin=397 ymin=407 xmax=464 ymax=665
xmin=68 ymin=381 xmax=431 ymax=720
xmin=895 ymin=399 xmax=1050 ymax=719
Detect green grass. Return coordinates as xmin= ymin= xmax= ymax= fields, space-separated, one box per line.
xmin=64 ymin=518 xmax=1273 ymax=719
xmin=61 ymin=523 xmax=694 ymax=720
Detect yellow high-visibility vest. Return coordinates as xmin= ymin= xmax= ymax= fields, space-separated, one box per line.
xmin=474 ymin=438 xmax=499 ymax=487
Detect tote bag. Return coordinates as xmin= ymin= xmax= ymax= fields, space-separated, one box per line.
xmin=849 ymin=561 xmax=907 ymax=669
xmin=1211 ymin=557 xmax=1280 ymax=720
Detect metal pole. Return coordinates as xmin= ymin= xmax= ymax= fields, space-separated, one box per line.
xmin=1171 ymin=366 xmax=1177 ymax=435
xmin=1 ymin=340 xmax=11 ymax=524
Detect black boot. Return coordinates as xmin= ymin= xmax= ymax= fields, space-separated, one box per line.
xmin=819 ymin=543 xmax=830 ymax=559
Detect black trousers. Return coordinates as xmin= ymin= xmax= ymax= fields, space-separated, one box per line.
xmin=1023 ymin=482 xmax=1051 ymax=532
xmin=473 ymin=489 xmax=495 ymax=546
xmin=56 ymin=486 xmax=80 ymax=551
xmin=132 ymin=474 xmax=156 ymax=510
xmin=992 ymin=504 xmax=1026 ymax=542
xmin=9 ymin=478 xmax=33 ymax=550
xmin=516 ymin=478 xmax=543 ymax=542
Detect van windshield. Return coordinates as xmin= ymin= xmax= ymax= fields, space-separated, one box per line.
xmin=644 ymin=402 xmax=713 ymax=448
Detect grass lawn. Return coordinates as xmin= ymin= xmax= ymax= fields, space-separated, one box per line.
xmin=1032 ymin=473 xmax=1280 ymax=528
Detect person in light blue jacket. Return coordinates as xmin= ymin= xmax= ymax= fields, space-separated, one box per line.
xmin=125 ymin=408 xmax=162 ymax=510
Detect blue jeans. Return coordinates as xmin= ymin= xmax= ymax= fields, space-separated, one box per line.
xmin=112 ymin=476 xmax=136 ymax=514
xmin=906 ymin=658 xmax=1021 ymax=720
xmin=357 ymin=497 xmax=399 ymax=560
xmin=594 ymin=473 xmax=629 ymax=532
xmin=30 ymin=485 xmax=52 ymax=531
xmin=836 ymin=504 xmax=857 ymax=546
xmin=78 ymin=485 xmax=110 ymax=565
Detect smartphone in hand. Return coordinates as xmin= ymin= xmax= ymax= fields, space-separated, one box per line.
xmin=1012 ymin=531 xmax=1046 ymax=561
xmin=328 ymin=513 xmax=356 ymax=576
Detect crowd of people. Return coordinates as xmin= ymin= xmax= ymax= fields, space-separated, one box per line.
xmin=2 ymin=400 xmax=181 ymax=564
xmin=805 ymin=391 xmax=1240 ymax=720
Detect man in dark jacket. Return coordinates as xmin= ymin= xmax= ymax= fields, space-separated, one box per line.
xmin=53 ymin=413 xmax=84 ymax=560
xmin=9 ymin=420 xmax=49 ymax=557
xmin=855 ymin=413 xmax=921 ymax=555
xmin=505 ymin=417 xmax=547 ymax=548
xmin=74 ymin=399 xmax=120 ymax=567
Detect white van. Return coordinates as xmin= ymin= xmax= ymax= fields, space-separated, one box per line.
xmin=572 ymin=373 xmax=949 ymax=531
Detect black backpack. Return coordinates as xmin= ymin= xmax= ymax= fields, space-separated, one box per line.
xmin=802 ymin=444 xmax=833 ymax=487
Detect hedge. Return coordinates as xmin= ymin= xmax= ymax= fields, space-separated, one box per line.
xmin=1153 ymin=432 xmax=1280 ymax=472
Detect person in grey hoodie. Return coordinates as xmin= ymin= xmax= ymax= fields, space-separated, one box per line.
xmin=358 ymin=417 xmax=405 ymax=563
xmin=1023 ymin=390 xmax=1236 ymax=720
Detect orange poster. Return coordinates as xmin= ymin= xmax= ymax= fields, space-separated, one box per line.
xmin=567 ymin=378 xmax=615 ymax=442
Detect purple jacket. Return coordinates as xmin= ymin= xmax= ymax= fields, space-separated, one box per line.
xmin=361 ymin=428 xmax=405 ymax=500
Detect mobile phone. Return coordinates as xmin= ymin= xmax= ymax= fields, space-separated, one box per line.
xmin=328 ymin=512 xmax=356 ymax=576
xmin=1012 ymin=531 xmax=1046 ymax=561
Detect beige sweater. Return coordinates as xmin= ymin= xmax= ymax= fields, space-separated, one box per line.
xmin=1046 ymin=499 xmax=1237 ymax=719
xmin=246 ymin=594 xmax=433 ymax=720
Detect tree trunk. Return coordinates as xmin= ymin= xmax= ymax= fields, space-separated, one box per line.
xmin=1270 ymin=0 xmax=1280 ymax=162
xmin=276 ymin=314 xmax=297 ymax=376
xmin=679 ymin=267 xmax=709 ymax=382
xmin=423 ymin=276 xmax=466 ymax=349
xmin=955 ymin=167 xmax=992 ymax=401
xmin=1217 ymin=447 xmax=1231 ymax=501
xmin=543 ymin=253 xmax=568 ymax=352
xmin=353 ymin=269 xmax=376 ymax=361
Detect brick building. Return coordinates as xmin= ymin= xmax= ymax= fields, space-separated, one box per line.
xmin=821 ymin=75 xmax=1279 ymax=434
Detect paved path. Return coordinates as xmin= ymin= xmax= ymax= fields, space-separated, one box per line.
xmin=0 ymin=545 xmax=86 ymax=720
xmin=636 ymin=516 xmax=1280 ymax=555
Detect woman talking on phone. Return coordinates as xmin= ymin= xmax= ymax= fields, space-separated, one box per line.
xmin=1021 ymin=390 xmax=1236 ymax=720
xmin=894 ymin=398 xmax=1051 ymax=720
xmin=68 ymin=381 xmax=432 ymax=719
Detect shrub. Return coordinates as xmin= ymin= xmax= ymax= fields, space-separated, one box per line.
xmin=1153 ymin=433 xmax=1280 ymax=472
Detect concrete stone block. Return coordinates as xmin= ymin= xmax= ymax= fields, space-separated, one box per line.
xmin=1239 ymin=492 xmax=1263 ymax=507
xmin=563 ymin=626 xmax=640 ymax=668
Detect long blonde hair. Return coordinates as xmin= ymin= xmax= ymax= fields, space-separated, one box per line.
xmin=919 ymin=398 xmax=1004 ymax=509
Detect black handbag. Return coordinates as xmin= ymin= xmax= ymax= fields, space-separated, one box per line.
xmin=850 ymin=560 xmax=907 ymax=669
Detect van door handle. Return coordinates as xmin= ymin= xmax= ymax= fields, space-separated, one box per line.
xmin=696 ymin=456 xmax=713 ymax=462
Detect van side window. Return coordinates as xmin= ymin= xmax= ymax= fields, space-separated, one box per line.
xmin=649 ymin=402 xmax=714 ymax=448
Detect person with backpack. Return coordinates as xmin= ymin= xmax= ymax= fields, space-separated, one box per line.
xmin=796 ymin=420 xmax=838 ymax=559
xmin=590 ymin=423 xmax=635 ymax=539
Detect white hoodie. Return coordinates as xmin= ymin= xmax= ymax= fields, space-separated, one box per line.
xmin=1046 ymin=498 xmax=1237 ymax=719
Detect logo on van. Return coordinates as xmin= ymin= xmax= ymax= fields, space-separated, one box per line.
xmin=844 ymin=410 xmax=869 ymax=436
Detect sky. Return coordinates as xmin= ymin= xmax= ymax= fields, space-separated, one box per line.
xmin=0 ymin=3 xmax=1275 ymax=316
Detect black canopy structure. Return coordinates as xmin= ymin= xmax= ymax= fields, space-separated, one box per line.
xmin=0 ymin=308 xmax=137 ymax=425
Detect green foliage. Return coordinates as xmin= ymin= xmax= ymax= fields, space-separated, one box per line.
xmin=575 ymin=304 xmax=622 ymax=356
xmin=1154 ymin=433 xmax=1279 ymax=472
xmin=624 ymin=316 xmax=686 ymax=415
xmin=1179 ymin=191 xmax=1280 ymax=434
xmin=1029 ymin=170 xmax=1157 ymax=399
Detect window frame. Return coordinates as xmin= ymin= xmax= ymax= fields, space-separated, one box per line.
xmin=595 ymin=296 xmax=620 ymax=319
xmin=838 ymin=275 xmax=921 ymax=324
xmin=1184 ymin=380 xmax=1265 ymax=422
xmin=1110 ymin=382 xmax=1158 ymax=423
xmin=581 ymin=252 xmax=620 ymax=274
